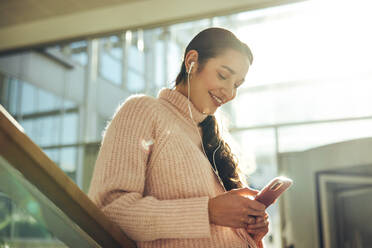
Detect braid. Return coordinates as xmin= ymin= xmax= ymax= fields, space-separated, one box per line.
xmin=199 ymin=115 xmax=243 ymax=191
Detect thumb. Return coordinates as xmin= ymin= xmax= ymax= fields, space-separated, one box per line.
xmin=231 ymin=187 xmax=259 ymax=197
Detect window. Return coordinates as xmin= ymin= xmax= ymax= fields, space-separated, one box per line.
xmin=20 ymin=82 xmax=36 ymax=115
xmin=99 ymin=36 xmax=123 ymax=85
xmin=60 ymin=147 xmax=78 ymax=181
xmin=61 ymin=112 xmax=78 ymax=145
xmin=67 ymin=41 xmax=88 ymax=66
xmin=1 ymin=78 xmax=79 ymax=181
xmin=127 ymin=31 xmax=145 ymax=92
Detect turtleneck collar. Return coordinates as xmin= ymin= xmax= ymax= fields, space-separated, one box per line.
xmin=158 ymin=88 xmax=208 ymax=124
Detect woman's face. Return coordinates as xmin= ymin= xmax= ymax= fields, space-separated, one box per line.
xmin=182 ymin=48 xmax=250 ymax=115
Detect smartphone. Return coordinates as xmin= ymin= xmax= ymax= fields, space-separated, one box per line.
xmin=255 ymin=176 xmax=293 ymax=208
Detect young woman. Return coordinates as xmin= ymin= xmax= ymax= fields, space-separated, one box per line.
xmin=89 ymin=27 xmax=269 ymax=248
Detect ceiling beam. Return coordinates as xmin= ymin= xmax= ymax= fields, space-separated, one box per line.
xmin=0 ymin=0 xmax=304 ymax=54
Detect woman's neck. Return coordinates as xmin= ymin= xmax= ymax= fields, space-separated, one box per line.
xmin=174 ymin=82 xmax=189 ymax=98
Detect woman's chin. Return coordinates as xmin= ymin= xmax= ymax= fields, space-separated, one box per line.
xmin=202 ymin=106 xmax=217 ymax=115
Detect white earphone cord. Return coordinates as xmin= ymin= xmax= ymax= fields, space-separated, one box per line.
xmin=187 ymin=64 xmax=226 ymax=191
xmin=186 ymin=64 xmax=251 ymax=244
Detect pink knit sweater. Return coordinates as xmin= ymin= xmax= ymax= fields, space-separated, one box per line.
xmin=88 ymin=88 xmax=257 ymax=248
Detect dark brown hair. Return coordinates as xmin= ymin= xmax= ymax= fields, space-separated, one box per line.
xmin=175 ymin=27 xmax=253 ymax=191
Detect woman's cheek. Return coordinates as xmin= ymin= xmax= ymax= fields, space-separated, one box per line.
xmin=207 ymin=77 xmax=222 ymax=89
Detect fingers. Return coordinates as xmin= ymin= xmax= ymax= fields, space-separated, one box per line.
xmin=246 ymin=215 xmax=269 ymax=236
xmin=255 ymin=215 xmax=268 ymax=222
xmin=230 ymin=187 xmax=266 ymax=212
xmin=242 ymin=215 xmax=256 ymax=225
xmin=246 ymin=222 xmax=269 ymax=236
xmin=232 ymin=187 xmax=259 ymax=197
xmin=242 ymin=201 xmax=265 ymax=217
xmin=242 ymin=213 xmax=268 ymax=228
xmin=252 ymin=231 xmax=267 ymax=242
xmin=246 ymin=226 xmax=268 ymax=235
xmin=246 ymin=219 xmax=268 ymax=230
xmin=256 ymin=217 xmax=264 ymax=223
xmin=244 ymin=198 xmax=266 ymax=212
xmin=242 ymin=204 xmax=266 ymax=218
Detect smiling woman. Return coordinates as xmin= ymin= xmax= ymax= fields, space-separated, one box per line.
xmin=174 ymin=28 xmax=252 ymax=191
xmin=88 ymin=27 xmax=268 ymax=248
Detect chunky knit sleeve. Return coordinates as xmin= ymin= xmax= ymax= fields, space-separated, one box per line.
xmin=88 ymin=96 xmax=211 ymax=241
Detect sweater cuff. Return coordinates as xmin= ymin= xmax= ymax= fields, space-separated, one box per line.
xmin=155 ymin=196 xmax=211 ymax=239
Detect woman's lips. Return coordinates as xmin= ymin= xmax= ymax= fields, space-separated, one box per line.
xmin=209 ymin=92 xmax=222 ymax=107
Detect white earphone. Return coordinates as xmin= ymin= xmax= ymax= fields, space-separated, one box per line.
xmin=188 ymin=61 xmax=194 ymax=74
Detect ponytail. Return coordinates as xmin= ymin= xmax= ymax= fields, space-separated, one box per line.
xmin=199 ymin=115 xmax=243 ymax=191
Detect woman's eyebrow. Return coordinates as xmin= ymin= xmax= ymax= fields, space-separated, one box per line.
xmin=221 ymin=65 xmax=235 ymax=74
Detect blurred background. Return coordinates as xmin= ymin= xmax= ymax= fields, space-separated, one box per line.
xmin=0 ymin=0 xmax=371 ymax=247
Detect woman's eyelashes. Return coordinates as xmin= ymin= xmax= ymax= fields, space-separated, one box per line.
xmin=218 ymin=72 xmax=242 ymax=89
xmin=218 ymin=72 xmax=227 ymax=80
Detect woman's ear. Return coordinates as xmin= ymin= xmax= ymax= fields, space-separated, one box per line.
xmin=184 ymin=50 xmax=199 ymax=74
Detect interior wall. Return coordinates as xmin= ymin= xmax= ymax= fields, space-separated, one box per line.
xmin=278 ymin=138 xmax=372 ymax=248
xmin=340 ymin=189 xmax=372 ymax=246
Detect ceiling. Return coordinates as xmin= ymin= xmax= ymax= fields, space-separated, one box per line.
xmin=0 ymin=0 xmax=140 ymax=28
xmin=0 ymin=0 xmax=302 ymax=53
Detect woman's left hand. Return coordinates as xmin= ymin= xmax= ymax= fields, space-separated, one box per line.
xmin=246 ymin=213 xmax=269 ymax=242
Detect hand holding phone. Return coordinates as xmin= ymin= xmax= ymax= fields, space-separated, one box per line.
xmin=255 ymin=176 xmax=293 ymax=208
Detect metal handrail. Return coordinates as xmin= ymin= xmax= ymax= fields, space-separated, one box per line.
xmin=0 ymin=104 xmax=136 ymax=248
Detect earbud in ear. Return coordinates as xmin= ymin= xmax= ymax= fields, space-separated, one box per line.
xmin=188 ymin=62 xmax=195 ymax=74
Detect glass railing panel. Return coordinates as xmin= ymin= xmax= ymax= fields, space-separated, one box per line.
xmin=0 ymin=156 xmax=99 ymax=248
